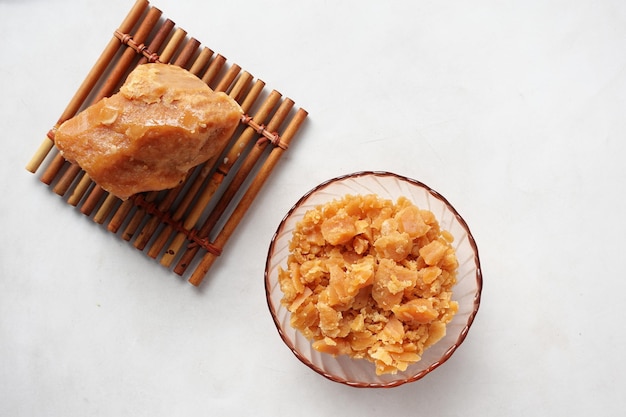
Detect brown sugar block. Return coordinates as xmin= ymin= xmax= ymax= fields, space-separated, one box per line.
xmin=54 ymin=63 xmax=243 ymax=199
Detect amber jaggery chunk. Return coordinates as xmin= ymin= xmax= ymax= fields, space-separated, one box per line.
xmin=278 ymin=194 xmax=459 ymax=375
xmin=54 ymin=63 xmax=243 ymax=199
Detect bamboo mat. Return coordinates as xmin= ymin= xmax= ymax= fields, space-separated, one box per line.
xmin=26 ymin=0 xmax=308 ymax=286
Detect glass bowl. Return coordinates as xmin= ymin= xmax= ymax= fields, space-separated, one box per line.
xmin=264 ymin=171 xmax=482 ymax=388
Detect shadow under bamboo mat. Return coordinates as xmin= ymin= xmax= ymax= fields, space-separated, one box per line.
xmin=26 ymin=0 xmax=308 ymax=286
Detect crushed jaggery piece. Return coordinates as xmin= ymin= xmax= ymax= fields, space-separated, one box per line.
xmin=54 ymin=63 xmax=243 ymax=199
xmin=278 ymin=194 xmax=459 ymax=375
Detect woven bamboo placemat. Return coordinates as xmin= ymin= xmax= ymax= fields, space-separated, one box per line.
xmin=26 ymin=0 xmax=308 ymax=286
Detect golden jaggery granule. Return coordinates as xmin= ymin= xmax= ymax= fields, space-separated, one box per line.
xmin=278 ymin=194 xmax=459 ymax=375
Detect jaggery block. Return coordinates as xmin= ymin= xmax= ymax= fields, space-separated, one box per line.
xmin=55 ymin=63 xmax=243 ymax=199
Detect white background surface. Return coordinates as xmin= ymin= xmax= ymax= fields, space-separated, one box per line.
xmin=1 ymin=0 xmax=625 ymax=415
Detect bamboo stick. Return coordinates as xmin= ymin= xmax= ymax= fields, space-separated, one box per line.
xmin=25 ymin=0 xmax=149 ymax=174
xmin=160 ymin=84 xmax=276 ymax=268
xmin=80 ymin=186 xmax=106 ymax=216
xmin=107 ymin=199 xmax=134 ymax=233
xmin=122 ymin=211 xmax=146 ymax=241
xmin=39 ymin=154 xmax=67 ymax=185
xmin=173 ymin=37 xmax=200 ymax=67
xmin=201 ymin=54 xmax=226 ymax=87
xmin=188 ymin=108 xmax=308 ymax=285
xmin=52 ymin=164 xmax=81 ymax=196
xmin=93 ymin=193 xmax=120 ymax=224
xmin=67 ymin=172 xmax=92 ymax=206
xmin=26 ymin=136 xmax=57 ymax=176
xmin=215 ymin=64 xmax=241 ymax=93
xmin=45 ymin=6 xmax=163 ymax=200
xmin=228 ymin=71 xmax=253 ymax=102
xmin=240 ymin=79 xmax=266 ymax=114
xmin=189 ymin=47 xmax=214 ymax=76
xmin=146 ymin=225 xmax=174 ymax=259
xmin=159 ymin=28 xmax=187 ymax=63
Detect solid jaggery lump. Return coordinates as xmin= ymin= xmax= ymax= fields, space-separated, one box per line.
xmin=278 ymin=194 xmax=459 ymax=375
xmin=54 ymin=63 xmax=243 ymax=199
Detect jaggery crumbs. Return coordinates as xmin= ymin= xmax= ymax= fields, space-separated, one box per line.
xmin=278 ymin=194 xmax=459 ymax=375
